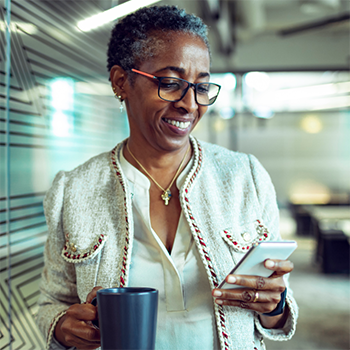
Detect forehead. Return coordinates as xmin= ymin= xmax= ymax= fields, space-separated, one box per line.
xmin=138 ymin=32 xmax=210 ymax=74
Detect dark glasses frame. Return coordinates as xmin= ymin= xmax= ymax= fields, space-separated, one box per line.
xmin=131 ymin=68 xmax=221 ymax=106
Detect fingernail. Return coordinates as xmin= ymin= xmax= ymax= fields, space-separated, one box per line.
xmin=265 ymin=260 xmax=275 ymax=268
xmin=213 ymin=290 xmax=222 ymax=297
xmin=216 ymin=299 xmax=223 ymax=304
xmin=227 ymin=276 xmax=236 ymax=284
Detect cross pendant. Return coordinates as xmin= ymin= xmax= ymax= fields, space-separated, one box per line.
xmin=119 ymin=104 xmax=124 ymax=112
xmin=161 ymin=190 xmax=172 ymax=206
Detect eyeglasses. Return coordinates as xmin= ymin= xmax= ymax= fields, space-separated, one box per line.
xmin=131 ymin=68 xmax=221 ymax=106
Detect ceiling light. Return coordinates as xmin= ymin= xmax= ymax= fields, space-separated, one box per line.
xmin=300 ymin=0 xmax=340 ymax=13
xmin=222 ymin=73 xmax=237 ymax=91
xmin=51 ymin=79 xmax=74 ymax=111
xmin=276 ymin=82 xmax=350 ymax=100
xmin=244 ymin=72 xmax=270 ymax=92
xmin=0 ymin=22 xmax=37 ymax=35
xmin=51 ymin=111 xmax=71 ymax=137
xmin=310 ymin=95 xmax=350 ymax=110
xmin=300 ymin=115 xmax=323 ymax=133
xmin=77 ymin=0 xmax=162 ymax=32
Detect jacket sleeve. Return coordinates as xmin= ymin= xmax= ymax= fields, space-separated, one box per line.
xmin=36 ymin=171 xmax=79 ymax=349
xmin=248 ymin=154 xmax=299 ymax=341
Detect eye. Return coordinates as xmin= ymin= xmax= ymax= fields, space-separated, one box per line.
xmin=159 ymin=78 xmax=182 ymax=91
xmin=197 ymin=83 xmax=210 ymax=94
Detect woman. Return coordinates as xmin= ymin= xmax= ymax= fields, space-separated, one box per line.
xmin=37 ymin=5 xmax=298 ymax=350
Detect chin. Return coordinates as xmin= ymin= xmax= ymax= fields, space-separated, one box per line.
xmin=156 ymin=136 xmax=190 ymax=152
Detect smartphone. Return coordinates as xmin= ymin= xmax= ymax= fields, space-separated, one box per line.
xmin=218 ymin=241 xmax=297 ymax=289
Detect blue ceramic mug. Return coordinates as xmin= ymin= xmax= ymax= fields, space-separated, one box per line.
xmin=91 ymin=287 xmax=158 ymax=350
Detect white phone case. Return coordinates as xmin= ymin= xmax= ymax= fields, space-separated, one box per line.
xmin=219 ymin=241 xmax=297 ymax=289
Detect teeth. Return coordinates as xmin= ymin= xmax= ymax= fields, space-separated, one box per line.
xmin=165 ymin=119 xmax=190 ymax=129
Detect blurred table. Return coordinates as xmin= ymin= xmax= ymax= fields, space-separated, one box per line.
xmin=306 ymin=206 xmax=350 ymax=221
xmin=303 ymin=205 xmax=350 ymax=274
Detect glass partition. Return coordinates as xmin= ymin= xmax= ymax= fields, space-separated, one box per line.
xmin=0 ymin=1 xmax=129 ymax=347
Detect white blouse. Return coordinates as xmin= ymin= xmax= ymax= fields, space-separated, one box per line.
xmin=119 ymin=148 xmax=219 ymax=350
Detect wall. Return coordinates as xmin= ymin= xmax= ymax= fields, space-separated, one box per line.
xmin=192 ymin=109 xmax=350 ymax=205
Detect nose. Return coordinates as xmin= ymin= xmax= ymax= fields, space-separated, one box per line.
xmin=174 ymin=85 xmax=198 ymax=113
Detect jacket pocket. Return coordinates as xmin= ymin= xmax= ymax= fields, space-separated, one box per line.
xmin=221 ymin=219 xmax=270 ymax=253
xmin=61 ymin=232 xmax=108 ymax=263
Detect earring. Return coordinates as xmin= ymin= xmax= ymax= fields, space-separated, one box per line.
xmin=118 ymin=96 xmax=124 ymax=112
xmin=113 ymin=88 xmax=124 ymax=112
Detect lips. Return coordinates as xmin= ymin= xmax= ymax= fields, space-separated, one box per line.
xmin=164 ymin=118 xmax=191 ymax=130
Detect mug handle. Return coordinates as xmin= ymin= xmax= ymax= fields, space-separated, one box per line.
xmin=90 ymin=297 xmax=99 ymax=328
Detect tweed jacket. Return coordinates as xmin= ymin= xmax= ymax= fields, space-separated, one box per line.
xmin=37 ymin=137 xmax=298 ymax=350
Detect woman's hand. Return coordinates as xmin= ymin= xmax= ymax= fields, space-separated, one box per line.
xmin=54 ymin=286 xmax=103 ymax=349
xmin=212 ymin=259 xmax=294 ymax=329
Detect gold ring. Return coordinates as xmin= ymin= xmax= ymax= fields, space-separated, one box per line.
xmin=253 ymin=290 xmax=259 ymax=303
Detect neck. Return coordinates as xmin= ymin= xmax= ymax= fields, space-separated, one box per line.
xmin=125 ymin=139 xmax=191 ymax=170
xmin=123 ymin=138 xmax=192 ymax=186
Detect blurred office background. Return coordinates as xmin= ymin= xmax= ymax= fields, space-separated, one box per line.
xmin=0 ymin=0 xmax=349 ymax=349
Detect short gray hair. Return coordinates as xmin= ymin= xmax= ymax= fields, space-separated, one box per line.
xmin=107 ymin=5 xmax=210 ymax=79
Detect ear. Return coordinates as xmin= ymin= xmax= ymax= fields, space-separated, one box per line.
xmin=110 ymin=65 xmax=128 ymax=100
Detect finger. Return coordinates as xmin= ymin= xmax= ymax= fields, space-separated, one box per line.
xmin=63 ymin=335 xmax=100 ymax=350
xmin=86 ymin=286 xmax=104 ymax=303
xmin=221 ymin=275 xmax=285 ymax=292
xmin=213 ymin=288 xmax=282 ymax=305
xmin=66 ymin=303 xmax=98 ymax=322
xmin=61 ymin=325 xmax=100 ymax=349
xmin=264 ymin=259 xmax=294 ymax=273
xmin=61 ymin=315 xmax=101 ymax=346
xmin=213 ymin=289 xmax=282 ymax=314
xmin=214 ymin=299 xmax=281 ymax=314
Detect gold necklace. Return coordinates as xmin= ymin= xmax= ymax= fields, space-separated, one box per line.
xmin=126 ymin=141 xmax=191 ymax=206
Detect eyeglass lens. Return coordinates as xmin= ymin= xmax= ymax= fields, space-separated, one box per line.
xmin=158 ymin=78 xmax=220 ymax=106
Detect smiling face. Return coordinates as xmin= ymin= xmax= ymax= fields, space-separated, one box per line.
xmin=112 ymin=32 xmax=210 ymax=154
